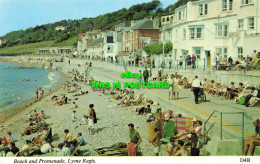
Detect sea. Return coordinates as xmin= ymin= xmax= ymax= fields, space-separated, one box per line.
xmin=0 ymin=62 xmax=63 ymax=112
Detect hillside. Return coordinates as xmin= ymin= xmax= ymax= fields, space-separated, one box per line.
xmin=0 ymin=0 xmax=197 ymax=53
xmin=0 ymin=36 xmax=77 ymax=54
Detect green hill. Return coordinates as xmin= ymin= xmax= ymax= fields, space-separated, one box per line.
xmin=0 ymin=36 xmax=78 ymax=54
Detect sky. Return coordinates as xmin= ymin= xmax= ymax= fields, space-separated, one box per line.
xmin=0 ymin=0 xmax=177 ymax=36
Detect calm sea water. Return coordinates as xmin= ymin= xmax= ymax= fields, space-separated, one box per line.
xmin=0 ymin=62 xmax=62 ymax=112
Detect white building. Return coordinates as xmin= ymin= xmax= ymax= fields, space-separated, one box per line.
xmin=55 ymin=26 xmax=66 ymax=31
xmin=163 ymin=0 xmax=260 ymax=68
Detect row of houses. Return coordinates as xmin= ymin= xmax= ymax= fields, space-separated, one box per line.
xmin=76 ymin=18 xmax=161 ymax=59
xmin=38 ymin=0 xmax=260 ymax=67
xmin=161 ymin=0 xmax=260 ymax=68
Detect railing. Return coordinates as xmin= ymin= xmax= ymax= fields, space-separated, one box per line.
xmin=220 ymin=112 xmax=245 ymax=141
xmin=203 ymin=110 xmax=245 ymax=145
xmin=203 ymin=110 xmax=216 ymax=144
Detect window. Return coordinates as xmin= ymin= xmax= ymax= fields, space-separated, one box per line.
xmin=223 ymin=48 xmax=228 ymax=59
xmin=194 ymin=48 xmax=202 ymax=60
xmin=222 ymin=0 xmax=233 ymax=11
xmin=216 ymin=47 xmax=228 ymax=59
xmin=197 ymin=28 xmax=202 ymax=39
xmin=248 ymin=17 xmax=255 ymax=29
xmin=198 ymin=4 xmax=208 ymax=16
xmin=238 ymin=19 xmax=244 ymax=29
xmin=238 ymin=47 xmax=243 ymax=58
xmin=162 ymin=18 xmax=165 ymax=22
xmin=205 ymin=4 xmax=208 ymax=15
xmin=183 ymin=28 xmax=186 ymax=40
xmin=189 ymin=27 xmax=203 ymax=39
xmin=241 ymin=0 xmax=253 ymax=5
xmin=179 ymin=11 xmax=181 ymax=20
xmin=107 ymin=36 xmax=113 ymax=43
xmin=190 ymin=28 xmax=195 ymax=39
xmin=199 ymin=5 xmax=203 ymax=15
xmin=216 ymin=24 xmax=229 ymax=38
xmin=167 ymin=17 xmax=170 ymax=22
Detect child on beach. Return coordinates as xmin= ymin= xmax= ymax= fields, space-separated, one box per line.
xmin=72 ymin=111 xmax=78 ymax=122
xmin=80 ymin=115 xmax=88 ymax=125
xmin=71 ymin=102 xmax=78 ymax=109
xmin=166 ymin=137 xmax=175 ymax=156
xmin=76 ymin=133 xmax=86 ymax=146
xmin=7 ymin=132 xmax=15 ymax=142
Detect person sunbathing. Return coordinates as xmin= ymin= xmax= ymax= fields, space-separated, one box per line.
xmin=154 ymin=108 xmax=165 ymax=122
xmin=224 ymin=82 xmax=236 ymax=99
xmin=207 ymin=80 xmax=217 ymax=94
xmin=176 ymin=120 xmax=202 ymax=141
xmin=22 ymin=121 xmax=39 ymax=136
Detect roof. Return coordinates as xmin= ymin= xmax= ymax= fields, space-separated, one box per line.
xmin=116 ymin=52 xmax=129 ymax=57
xmin=78 ymin=33 xmax=86 ymax=41
xmin=87 ymin=37 xmax=104 ymax=47
xmin=122 ymin=19 xmax=156 ymax=32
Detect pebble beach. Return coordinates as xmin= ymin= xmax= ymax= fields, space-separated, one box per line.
xmin=0 ymin=58 xmax=168 ymax=156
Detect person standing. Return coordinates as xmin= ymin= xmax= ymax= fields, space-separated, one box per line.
xmin=152 ymin=128 xmax=161 ymax=156
xmin=128 ymin=123 xmax=142 ymax=156
xmin=243 ymin=118 xmax=260 ymax=156
xmin=35 ymin=87 xmax=39 ymax=100
xmin=173 ymin=75 xmax=180 ymax=99
xmin=39 ymin=87 xmax=44 ymax=100
xmin=165 ymin=56 xmax=168 ymax=68
xmin=167 ymin=74 xmax=174 ymax=100
xmin=215 ymin=53 xmax=220 ymax=69
xmin=152 ymin=56 xmax=155 ymax=68
xmin=169 ymin=55 xmax=172 ymax=69
xmin=192 ymin=54 xmax=196 ymax=69
xmin=143 ymin=67 xmax=149 ymax=83
xmin=192 ymin=75 xmax=201 ymax=104
xmin=88 ymin=104 xmax=95 ymax=134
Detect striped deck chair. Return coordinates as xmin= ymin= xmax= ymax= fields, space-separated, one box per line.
xmin=172 ymin=116 xmax=187 ymax=132
xmin=18 ymin=134 xmax=42 ymax=157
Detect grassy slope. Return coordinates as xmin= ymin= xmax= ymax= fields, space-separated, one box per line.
xmin=0 ymin=36 xmax=78 ymax=54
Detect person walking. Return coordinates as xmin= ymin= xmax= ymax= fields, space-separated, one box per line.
xmin=143 ymin=67 xmax=149 ymax=83
xmin=128 ymin=123 xmax=142 ymax=156
xmin=192 ymin=75 xmax=201 ymax=104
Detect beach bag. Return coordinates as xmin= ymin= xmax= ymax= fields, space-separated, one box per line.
xmin=93 ymin=109 xmax=97 ymax=124
xmin=239 ymin=96 xmax=246 ymax=105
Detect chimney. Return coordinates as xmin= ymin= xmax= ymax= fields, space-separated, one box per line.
xmin=153 ymin=17 xmax=159 ymax=29
xmin=131 ymin=20 xmax=138 ymax=27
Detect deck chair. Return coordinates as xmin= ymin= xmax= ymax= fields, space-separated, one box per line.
xmin=249 ymin=97 xmax=260 ymax=107
xmin=160 ymin=121 xmax=174 ymax=143
xmin=68 ymin=87 xmax=76 ymax=93
xmin=173 ymin=116 xmax=187 ymax=132
xmin=71 ymin=145 xmax=81 ymax=156
xmin=132 ymin=94 xmax=144 ymax=105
